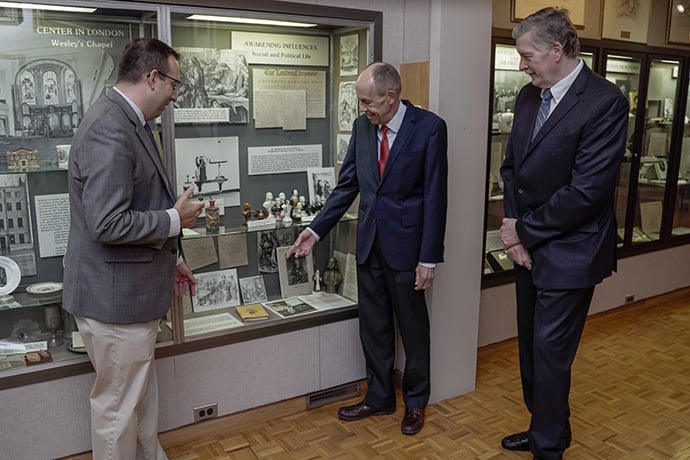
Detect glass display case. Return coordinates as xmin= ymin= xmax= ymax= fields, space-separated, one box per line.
xmin=485 ymin=36 xmax=690 ymax=282
xmin=0 ymin=0 xmax=379 ymax=381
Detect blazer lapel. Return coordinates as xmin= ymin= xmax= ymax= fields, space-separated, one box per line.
xmin=379 ymin=101 xmax=416 ymax=185
xmin=107 ymin=90 xmax=177 ymax=205
xmin=522 ymin=65 xmax=591 ymax=163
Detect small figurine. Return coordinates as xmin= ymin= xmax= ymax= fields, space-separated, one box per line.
xmin=254 ymin=209 xmax=268 ymax=219
xmin=263 ymin=192 xmax=275 ymax=213
xmin=205 ymin=198 xmax=220 ymax=233
xmin=311 ymin=195 xmax=324 ymax=215
xmin=323 ymin=257 xmax=343 ymax=294
xmin=242 ymin=202 xmax=252 ymax=225
xmin=313 ymin=269 xmax=322 ymax=292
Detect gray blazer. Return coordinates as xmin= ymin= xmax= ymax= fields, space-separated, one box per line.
xmin=63 ymin=89 xmax=179 ymax=323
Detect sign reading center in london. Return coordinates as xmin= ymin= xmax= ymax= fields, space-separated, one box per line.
xmin=231 ymin=31 xmax=329 ymax=66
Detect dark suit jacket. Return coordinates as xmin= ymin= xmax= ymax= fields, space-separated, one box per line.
xmin=311 ymin=100 xmax=448 ymax=270
xmin=501 ymin=65 xmax=629 ymax=289
xmin=63 ymin=89 xmax=179 ymax=323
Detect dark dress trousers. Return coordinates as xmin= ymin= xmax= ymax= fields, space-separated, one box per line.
xmin=501 ymin=64 xmax=628 ymax=459
xmin=310 ymin=100 xmax=448 ymax=409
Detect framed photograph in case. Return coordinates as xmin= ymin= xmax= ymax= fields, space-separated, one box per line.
xmin=276 ymin=246 xmax=314 ymax=298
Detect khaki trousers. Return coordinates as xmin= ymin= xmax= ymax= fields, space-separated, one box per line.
xmin=75 ymin=315 xmax=168 ymax=460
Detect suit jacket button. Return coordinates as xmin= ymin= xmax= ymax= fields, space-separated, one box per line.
xmin=518 ymin=188 xmax=524 ymax=194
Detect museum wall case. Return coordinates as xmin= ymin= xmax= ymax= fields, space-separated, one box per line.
xmin=484 ymin=4 xmax=690 ymax=286
xmin=0 ymin=0 xmax=381 ymax=389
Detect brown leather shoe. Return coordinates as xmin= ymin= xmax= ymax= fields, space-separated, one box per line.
xmin=401 ymin=407 xmax=425 ymax=435
xmin=338 ymin=401 xmax=395 ymax=421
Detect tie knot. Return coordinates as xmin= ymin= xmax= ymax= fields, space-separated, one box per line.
xmin=381 ymin=125 xmax=389 ymax=135
xmin=542 ymin=89 xmax=552 ymax=101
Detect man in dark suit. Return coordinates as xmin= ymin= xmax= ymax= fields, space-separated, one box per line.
xmin=63 ymin=38 xmax=204 ymax=459
xmin=287 ymin=62 xmax=447 ymax=435
xmin=499 ymin=8 xmax=629 ymax=460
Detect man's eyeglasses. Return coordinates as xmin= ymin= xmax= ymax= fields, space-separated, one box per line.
xmin=156 ymin=70 xmax=181 ymax=91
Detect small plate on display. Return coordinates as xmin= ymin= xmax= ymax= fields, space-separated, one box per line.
xmin=26 ymin=282 xmax=63 ymax=296
xmin=0 ymin=256 xmax=20 ymax=296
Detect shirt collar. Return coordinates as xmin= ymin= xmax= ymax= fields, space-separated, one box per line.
xmin=113 ymin=86 xmax=146 ymax=126
xmin=546 ymin=59 xmax=583 ymax=104
xmin=381 ymin=100 xmax=407 ymax=133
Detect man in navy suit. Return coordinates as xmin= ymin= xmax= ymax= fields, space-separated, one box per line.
xmin=287 ymin=62 xmax=447 ymax=435
xmin=499 ymin=8 xmax=628 ymax=459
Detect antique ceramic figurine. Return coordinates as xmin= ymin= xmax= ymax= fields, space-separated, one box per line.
xmin=313 ymin=269 xmax=322 ymax=292
xmin=263 ymin=192 xmax=274 ymax=213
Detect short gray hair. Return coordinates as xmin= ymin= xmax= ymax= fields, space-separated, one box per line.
xmin=512 ymin=7 xmax=580 ymax=58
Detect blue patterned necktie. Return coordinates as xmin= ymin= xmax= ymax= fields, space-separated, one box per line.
xmin=532 ymin=88 xmax=552 ymax=140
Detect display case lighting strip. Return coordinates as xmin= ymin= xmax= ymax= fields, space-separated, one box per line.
xmin=0 ymin=2 xmax=96 ymax=12
xmin=187 ymin=14 xmax=316 ymax=28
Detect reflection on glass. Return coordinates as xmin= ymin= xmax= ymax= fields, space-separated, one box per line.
xmin=633 ymin=59 xmax=679 ymax=242
xmin=604 ymin=54 xmax=641 ymax=245
xmin=672 ymin=64 xmax=690 ymax=237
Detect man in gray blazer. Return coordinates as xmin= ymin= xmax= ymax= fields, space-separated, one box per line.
xmin=63 ymin=38 xmax=204 ymax=460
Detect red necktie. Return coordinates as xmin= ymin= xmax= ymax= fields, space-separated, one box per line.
xmin=379 ymin=125 xmax=389 ymax=176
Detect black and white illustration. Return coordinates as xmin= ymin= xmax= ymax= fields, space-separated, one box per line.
xmin=175 ymin=136 xmax=240 ymax=206
xmin=339 ymin=34 xmax=359 ymax=76
xmin=192 ymin=268 xmax=241 ymax=312
xmin=175 ymin=47 xmax=249 ymax=124
xmin=307 ymin=167 xmax=335 ymax=206
xmin=276 ymin=246 xmax=314 ymax=298
xmin=335 ymin=134 xmax=351 ymax=164
xmin=262 ymin=297 xmax=317 ymax=318
xmin=338 ymin=81 xmax=358 ymax=131
xmin=238 ymin=275 xmax=268 ymax=304
xmin=258 ymin=230 xmax=279 ymax=273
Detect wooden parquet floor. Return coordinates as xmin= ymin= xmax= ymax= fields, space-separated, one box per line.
xmin=64 ymin=288 xmax=690 ymax=459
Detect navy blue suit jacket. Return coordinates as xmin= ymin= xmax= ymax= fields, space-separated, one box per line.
xmin=311 ymin=100 xmax=448 ymax=271
xmin=501 ymin=65 xmax=629 ymax=289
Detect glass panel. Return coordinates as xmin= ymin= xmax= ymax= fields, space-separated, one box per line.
xmin=635 ymin=59 xmax=680 ymax=242
xmin=672 ymin=64 xmax=690 ymax=236
xmin=486 ymin=44 xmax=530 ymax=273
xmin=170 ymin=10 xmax=369 ymax=340
xmin=0 ymin=5 xmax=161 ymax=374
xmin=603 ymin=54 xmax=641 ymax=245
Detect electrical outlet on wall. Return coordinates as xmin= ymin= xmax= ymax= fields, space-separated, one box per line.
xmin=193 ymin=403 xmax=218 ymax=422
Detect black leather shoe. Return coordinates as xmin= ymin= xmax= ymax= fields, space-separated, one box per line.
xmin=338 ymin=401 xmax=395 ymax=421
xmin=401 ymin=407 xmax=425 ymax=435
xmin=501 ymin=431 xmax=530 ymax=451
xmin=502 ymin=429 xmax=572 ymax=452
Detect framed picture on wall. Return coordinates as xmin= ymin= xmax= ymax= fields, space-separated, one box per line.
xmin=601 ymin=0 xmax=651 ymax=43
xmin=512 ymin=0 xmax=585 ymax=27
xmin=667 ymin=3 xmax=690 ymax=45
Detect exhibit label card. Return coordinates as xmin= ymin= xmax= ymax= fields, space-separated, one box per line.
xmin=252 ymin=68 xmax=326 ymax=118
xmin=35 ymin=193 xmax=70 ymax=258
xmin=248 ymin=144 xmax=322 ymax=175
xmin=232 ymin=31 xmax=329 ymax=66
